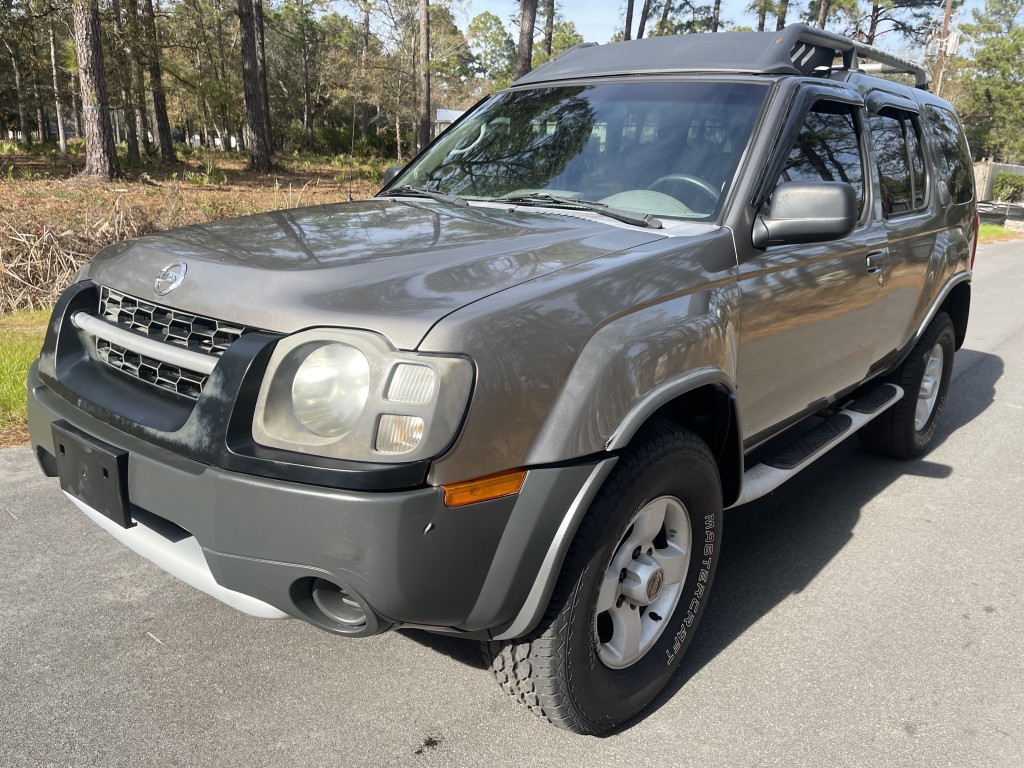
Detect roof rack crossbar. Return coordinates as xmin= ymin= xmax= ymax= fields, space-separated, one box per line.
xmin=783 ymin=24 xmax=930 ymax=90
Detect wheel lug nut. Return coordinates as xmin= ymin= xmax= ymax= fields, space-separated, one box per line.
xmin=632 ymin=546 xmax=641 ymax=559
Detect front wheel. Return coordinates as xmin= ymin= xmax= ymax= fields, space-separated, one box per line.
xmin=487 ymin=420 xmax=722 ymax=734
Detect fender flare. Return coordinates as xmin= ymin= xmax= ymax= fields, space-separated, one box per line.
xmin=492 ymin=369 xmax=740 ymax=640
xmin=604 ymin=366 xmax=738 ymax=450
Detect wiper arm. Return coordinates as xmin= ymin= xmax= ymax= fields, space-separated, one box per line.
xmin=494 ymin=193 xmax=663 ymax=229
xmin=382 ymin=185 xmax=468 ymax=207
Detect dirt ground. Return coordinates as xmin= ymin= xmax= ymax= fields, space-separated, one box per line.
xmin=1 ymin=146 xmax=383 ymax=235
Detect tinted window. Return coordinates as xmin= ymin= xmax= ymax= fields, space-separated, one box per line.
xmin=870 ymin=111 xmax=913 ymax=216
xmin=924 ymin=105 xmax=973 ymax=204
xmin=778 ymin=101 xmax=865 ymax=215
xmin=906 ymin=116 xmax=926 ymax=208
xmin=869 ymin=109 xmax=927 ymax=217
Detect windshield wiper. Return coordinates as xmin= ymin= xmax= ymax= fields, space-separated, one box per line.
xmin=382 ymin=185 xmax=468 ymax=207
xmin=493 ymin=192 xmax=663 ymax=229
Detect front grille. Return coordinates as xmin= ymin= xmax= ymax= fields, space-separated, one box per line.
xmin=95 ymin=339 xmax=207 ymax=399
xmin=99 ymin=287 xmax=246 ymax=355
xmin=87 ymin=288 xmax=251 ymax=399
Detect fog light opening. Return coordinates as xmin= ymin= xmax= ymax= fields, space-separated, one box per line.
xmin=311 ymin=578 xmax=367 ymax=630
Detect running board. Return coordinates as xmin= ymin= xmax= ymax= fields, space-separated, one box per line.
xmin=727 ymin=383 xmax=904 ymax=509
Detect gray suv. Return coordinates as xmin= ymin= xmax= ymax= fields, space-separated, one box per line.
xmin=28 ymin=24 xmax=976 ymax=734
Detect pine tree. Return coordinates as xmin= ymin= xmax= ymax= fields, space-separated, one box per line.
xmin=71 ymin=0 xmax=121 ymax=178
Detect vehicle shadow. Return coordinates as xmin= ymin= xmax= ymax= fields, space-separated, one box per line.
xmin=404 ymin=349 xmax=1003 ymax=726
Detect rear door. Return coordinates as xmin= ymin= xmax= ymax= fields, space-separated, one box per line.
xmin=864 ymin=93 xmax=939 ymax=368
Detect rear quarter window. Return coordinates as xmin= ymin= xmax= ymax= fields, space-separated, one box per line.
xmin=923 ymin=105 xmax=974 ymax=205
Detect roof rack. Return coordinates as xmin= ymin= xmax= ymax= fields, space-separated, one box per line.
xmin=515 ymin=24 xmax=931 ymax=91
xmin=787 ymin=24 xmax=930 ymax=89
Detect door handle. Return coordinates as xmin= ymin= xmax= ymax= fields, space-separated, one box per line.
xmin=866 ymin=250 xmax=888 ymax=275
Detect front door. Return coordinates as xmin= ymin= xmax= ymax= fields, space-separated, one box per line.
xmin=736 ymin=95 xmax=889 ymax=442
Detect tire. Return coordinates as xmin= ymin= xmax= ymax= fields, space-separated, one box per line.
xmin=859 ymin=312 xmax=955 ymax=459
xmin=486 ymin=420 xmax=722 ymax=734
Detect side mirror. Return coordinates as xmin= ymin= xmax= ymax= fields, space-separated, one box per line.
xmin=380 ymin=165 xmax=404 ymax=190
xmin=752 ymin=181 xmax=857 ymax=248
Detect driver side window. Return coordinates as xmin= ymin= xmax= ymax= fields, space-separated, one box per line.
xmin=778 ymin=101 xmax=866 ymax=217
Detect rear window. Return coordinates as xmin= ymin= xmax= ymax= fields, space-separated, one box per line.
xmin=923 ymin=105 xmax=973 ymax=205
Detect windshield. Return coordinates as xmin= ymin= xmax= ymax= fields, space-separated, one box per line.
xmin=390 ymin=81 xmax=768 ymax=221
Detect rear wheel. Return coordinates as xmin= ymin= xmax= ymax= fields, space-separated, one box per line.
xmin=859 ymin=312 xmax=955 ymax=459
xmin=486 ymin=420 xmax=722 ymax=734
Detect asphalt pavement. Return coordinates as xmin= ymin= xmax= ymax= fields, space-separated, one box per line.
xmin=2 ymin=241 xmax=1022 ymax=768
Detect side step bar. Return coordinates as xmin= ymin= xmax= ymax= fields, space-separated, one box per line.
xmin=727 ymin=383 xmax=904 ymax=509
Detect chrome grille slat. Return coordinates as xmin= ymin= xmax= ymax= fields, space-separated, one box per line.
xmin=96 ymin=339 xmax=207 ymax=399
xmin=82 ymin=287 xmax=251 ymax=400
xmin=99 ymin=287 xmax=245 ymax=354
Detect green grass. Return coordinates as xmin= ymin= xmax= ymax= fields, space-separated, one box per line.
xmin=0 ymin=308 xmax=49 ymax=436
xmin=978 ymin=223 xmax=1023 ymax=243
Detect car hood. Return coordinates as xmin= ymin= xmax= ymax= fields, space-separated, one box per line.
xmin=85 ymin=199 xmax=668 ymax=349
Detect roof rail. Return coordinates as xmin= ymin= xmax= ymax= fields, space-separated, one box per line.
xmin=784 ymin=24 xmax=931 ymax=90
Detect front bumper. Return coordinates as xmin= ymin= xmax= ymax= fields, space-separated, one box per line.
xmin=29 ymin=363 xmax=602 ymax=638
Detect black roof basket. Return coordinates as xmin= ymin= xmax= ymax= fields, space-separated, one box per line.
xmin=516 ymin=24 xmax=930 ymax=91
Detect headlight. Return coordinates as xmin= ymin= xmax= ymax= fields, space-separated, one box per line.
xmin=291 ymin=344 xmax=370 ymax=437
xmin=252 ymin=329 xmax=473 ymax=463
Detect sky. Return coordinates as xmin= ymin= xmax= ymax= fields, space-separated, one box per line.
xmin=449 ymin=0 xmax=988 ymax=57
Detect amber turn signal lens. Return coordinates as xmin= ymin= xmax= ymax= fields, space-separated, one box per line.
xmin=442 ymin=469 xmax=527 ymax=507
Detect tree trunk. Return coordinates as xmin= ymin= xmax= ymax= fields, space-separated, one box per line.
xmin=757 ymin=3 xmax=767 ymax=31
xmin=30 ymin=48 xmax=47 ymax=142
xmin=395 ymin=111 xmax=402 ymax=162
xmin=776 ymin=0 xmax=789 ymax=31
xmin=301 ymin=0 xmax=314 ymax=152
xmin=711 ymin=0 xmax=721 ymax=32
xmin=514 ymin=0 xmax=537 ymax=79
xmin=542 ymin=0 xmax=553 ymax=55
xmin=72 ymin=0 xmax=121 ymax=178
xmin=417 ymin=0 xmax=430 ymax=153
xmin=135 ymin=66 xmax=151 ymax=152
xmin=302 ymin=44 xmax=313 ymax=151
xmin=865 ymin=2 xmax=880 ymax=44
xmin=657 ymin=0 xmax=671 ymax=35
xmin=125 ymin=0 xmax=151 ymax=152
xmin=255 ymin=0 xmax=271 ymax=148
xmin=70 ymin=75 xmax=84 ymax=139
xmin=112 ymin=0 xmax=140 ymax=162
xmin=360 ymin=3 xmax=370 ymax=137
xmin=636 ymin=0 xmax=652 ymax=38
xmin=49 ymin=28 xmax=68 ymax=154
xmin=8 ymin=52 xmax=32 ymax=148
xmin=816 ymin=0 xmax=829 ymax=29
xmin=141 ymin=0 xmax=176 ymax=161
xmin=624 ymin=0 xmax=634 ymax=40
xmin=238 ymin=0 xmax=272 ymax=170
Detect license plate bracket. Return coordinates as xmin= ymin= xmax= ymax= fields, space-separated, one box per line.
xmin=52 ymin=421 xmax=133 ymax=529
